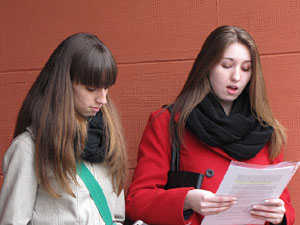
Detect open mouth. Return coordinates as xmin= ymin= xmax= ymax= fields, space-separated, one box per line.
xmin=227 ymin=85 xmax=238 ymax=91
xmin=227 ymin=85 xmax=238 ymax=94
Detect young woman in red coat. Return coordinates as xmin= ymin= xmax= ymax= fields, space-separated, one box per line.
xmin=126 ymin=26 xmax=294 ymax=225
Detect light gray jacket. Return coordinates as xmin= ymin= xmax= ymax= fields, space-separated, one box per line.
xmin=0 ymin=128 xmax=125 ymax=225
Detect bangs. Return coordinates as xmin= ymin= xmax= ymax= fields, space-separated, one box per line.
xmin=70 ymin=47 xmax=117 ymax=88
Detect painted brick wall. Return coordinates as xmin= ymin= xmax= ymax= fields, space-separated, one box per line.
xmin=1 ymin=0 xmax=300 ymax=222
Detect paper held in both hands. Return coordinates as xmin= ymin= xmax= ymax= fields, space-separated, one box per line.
xmin=201 ymin=161 xmax=300 ymax=225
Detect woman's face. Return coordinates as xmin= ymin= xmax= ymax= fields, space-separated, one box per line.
xmin=209 ymin=43 xmax=252 ymax=115
xmin=72 ymin=82 xmax=108 ymax=117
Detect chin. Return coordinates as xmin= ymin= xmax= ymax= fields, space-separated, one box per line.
xmin=82 ymin=112 xmax=96 ymax=118
xmin=90 ymin=112 xmax=98 ymax=117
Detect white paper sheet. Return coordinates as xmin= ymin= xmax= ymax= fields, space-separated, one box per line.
xmin=201 ymin=161 xmax=299 ymax=225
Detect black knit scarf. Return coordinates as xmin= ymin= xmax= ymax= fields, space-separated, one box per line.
xmin=186 ymin=91 xmax=273 ymax=160
xmin=81 ymin=111 xmax=107 ymax=163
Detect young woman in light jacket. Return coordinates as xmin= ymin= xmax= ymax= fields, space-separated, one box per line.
xmin=0 ymin=33 xmax=128 ymax=225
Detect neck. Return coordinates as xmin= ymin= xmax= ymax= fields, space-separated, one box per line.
xmin=222 ymin=104 xmax=232 ymax=115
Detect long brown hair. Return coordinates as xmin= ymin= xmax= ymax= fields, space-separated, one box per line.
xmin=14 ymin=33 xmax=127 ymax=197
xmin=169 ymin=25 xmax=286 ymax=160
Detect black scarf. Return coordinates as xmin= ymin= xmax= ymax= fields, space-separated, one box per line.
xmin=81 ymin=111 xmax=107 ymax=163
xmin=186 ymin=91 xmax=273 ymax=160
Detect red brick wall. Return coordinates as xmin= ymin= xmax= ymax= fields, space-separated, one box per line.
xmin=1 ymin=0 xmax=300 ymax=222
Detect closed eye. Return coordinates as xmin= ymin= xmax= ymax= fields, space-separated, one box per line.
xmin=86 ymin=86 xmax=97 ymax=91
xmin=222 ymin=63 xmax=232 ymax=69
xmin=241 ymin=63 xmax=252 ymax=72
xmin=242 ymin=67 xmax=251 ymax=72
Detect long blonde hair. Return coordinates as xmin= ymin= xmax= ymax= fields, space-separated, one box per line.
xmin=14 ymin=33 xmax=127 ymax=197
xmin=169 ymin=26 xmax=286 ymax=160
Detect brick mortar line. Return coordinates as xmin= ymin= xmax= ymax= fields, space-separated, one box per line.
xmin=1 ymin=51 xmax=300 ymax=74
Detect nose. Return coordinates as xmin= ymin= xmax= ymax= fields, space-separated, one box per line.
xmin=95 ymin=88 xmax=108 ymax=105
xmin=231 ymin=67 xmax=241 ymax=82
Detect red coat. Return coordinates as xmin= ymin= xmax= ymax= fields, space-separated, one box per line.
xmin=126 ymin=109 xmax=295 ymax=225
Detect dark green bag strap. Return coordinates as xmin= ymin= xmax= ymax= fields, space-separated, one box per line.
xmin=77 ymin=161 xmax=116 ymax=225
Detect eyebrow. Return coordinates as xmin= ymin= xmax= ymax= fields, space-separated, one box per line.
xmin=222 ymin=57 xmax=252 ymax=63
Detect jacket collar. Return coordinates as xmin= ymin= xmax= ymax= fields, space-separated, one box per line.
xmin=25 ymin=126 xmax=36 ymax=141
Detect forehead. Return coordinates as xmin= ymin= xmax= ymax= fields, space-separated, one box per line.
xmin=222 ymin=43 xmax=251 ymax=61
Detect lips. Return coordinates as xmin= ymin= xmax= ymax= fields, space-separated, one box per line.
xmin=91 ymin=107 xmax=100 ymax=112
xmin=227 ymin=85 xmax=237 ymax=90
xmin=227 ymin=85 xmax=238 ymax=94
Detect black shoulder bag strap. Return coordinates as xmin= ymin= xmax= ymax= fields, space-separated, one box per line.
xmin=163 ymin=105 xmax=204 ymax=189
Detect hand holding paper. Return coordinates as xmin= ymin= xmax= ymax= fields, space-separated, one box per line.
xmin=201 ymin=161 xmax=299 ymax=225
xmin=251 ymin=198 xmax=286 ymax=224
xmin=184 ymin=189 xmax=236 ymax=216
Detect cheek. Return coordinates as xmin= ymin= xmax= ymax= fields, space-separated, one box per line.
xmin=73 ymin=93 xmax=87 ymax=111
xmin=73 ymin=95 xmax=81 ymax=112
xmin=243 ymin=74 xmax=251 ymax=87
xmin=209 ymin=75 xmax=224 ymax=93
xmin=74 ymin=92 xmax=89 ymax=103
xmin=247 ymin=74 xmax=252 ymax=83
xmin=209 ymin=67 xmax=224 ymax=85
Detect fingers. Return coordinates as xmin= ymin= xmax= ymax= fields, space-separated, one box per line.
xmin=201 ymin=195 xmax=236 ymax=209
xmin=263 ymin=198 xmax=285 ymax=206
xmin=251 ymin=199 xmax=285 ymax=224
xmin=184 ymin=189 xmax=236 ymax=216
xmin=200 ymin=205 xmax=233 ymax=215
xmin=251 ymin=210 xmax=285 ymax=225
xmin=253 ymin=199 xmax=285 ymax=213
xmin=203 ymin=195 xmax=237 ymax=203
xmin=198 ymin=197 xmax=236 ymax=215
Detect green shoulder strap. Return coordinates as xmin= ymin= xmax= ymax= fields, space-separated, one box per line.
xmin=77 ymin=161 xmax=116 ymax=225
